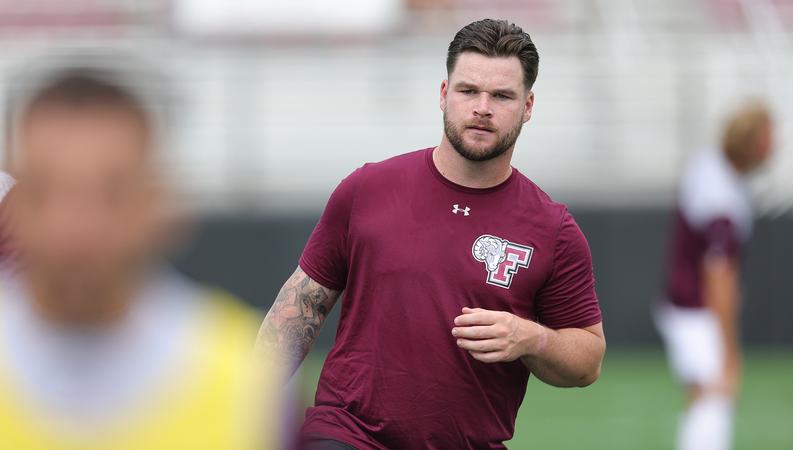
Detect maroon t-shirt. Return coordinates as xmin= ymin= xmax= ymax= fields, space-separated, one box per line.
xmin=664 ymin=213 xmax=742 ymax=309
xmin=662 ymin=149 xmax=751 ymax=309
xmin=299 ymin=148 xmax=602 ymax=449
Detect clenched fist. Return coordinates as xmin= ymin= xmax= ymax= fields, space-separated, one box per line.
xmin=452 ymin=307 xmax=548 ymax=363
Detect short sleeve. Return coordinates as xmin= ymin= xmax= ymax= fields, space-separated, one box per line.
xmin=534 ymin=211 xmax=602 ymax=329
xmin=298 ymin=168 xmax=362 ymax=291
xmin=702 ymin=217 xmax=740 ymax=260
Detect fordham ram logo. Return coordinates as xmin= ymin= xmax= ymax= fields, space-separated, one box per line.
xmin=471 ymin=234 xmax=534 ymax=289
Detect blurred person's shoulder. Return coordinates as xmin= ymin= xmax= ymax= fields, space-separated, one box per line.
xmin=163 ymin=274 xmax=280 ymax=449
xmin=146 ymin=268 xmax=262 ymax=342
xmin=200 ymin=286 xmax=262 ymax=336
xmin=176 ymin=274 xmax=262 ymax=337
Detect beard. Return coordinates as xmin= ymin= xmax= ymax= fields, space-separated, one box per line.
xmin=443 ymin=110 xmax=524 ymax=162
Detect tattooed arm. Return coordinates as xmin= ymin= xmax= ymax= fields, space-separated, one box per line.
xmin=256 ymin=266 xmax=342 ymax=377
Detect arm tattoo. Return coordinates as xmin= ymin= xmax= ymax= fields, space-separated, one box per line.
xmin=257 ymin=267 xmax=340 ymax=374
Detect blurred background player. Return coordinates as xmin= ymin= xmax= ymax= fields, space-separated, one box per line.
xmin=656 ymin=101 xmax=774 ymax=450
xmin=258 ymin=19 xmax=605 ymax=449
xmin=0 ymin=55 xmax=278 ymax=450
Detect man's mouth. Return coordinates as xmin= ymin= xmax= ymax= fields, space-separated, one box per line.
xmin=466 ymin=125 xmax=495 ymax=133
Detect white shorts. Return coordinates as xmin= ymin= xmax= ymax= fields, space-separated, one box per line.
xmin=654 ymin=302 xmax=724 ymax=386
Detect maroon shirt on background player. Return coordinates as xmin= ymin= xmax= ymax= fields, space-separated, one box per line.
xmin=258 ymin=19 xmax=606 ymax=450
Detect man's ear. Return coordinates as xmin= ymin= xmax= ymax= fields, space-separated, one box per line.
xmin=440 ymin=79 xmax=449 ymax=112
xmin=523 ymin=90 xmax=535 ymax=124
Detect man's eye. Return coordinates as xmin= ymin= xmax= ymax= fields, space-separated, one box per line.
xmin=494 ymin=93 xmax=511 ymax=100
xmin=460 ymin=89 xmax=475 ymax=95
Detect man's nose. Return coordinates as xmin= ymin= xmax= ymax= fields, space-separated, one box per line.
xmin=473 ymin=93 xmax=493 ymax=117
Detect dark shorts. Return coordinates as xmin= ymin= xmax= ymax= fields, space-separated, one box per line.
xmin=299 ymin=436 xmax=358 ymax=450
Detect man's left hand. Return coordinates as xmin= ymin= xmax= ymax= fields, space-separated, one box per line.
xmin=452 ymin=307 xmax=547 ymax=363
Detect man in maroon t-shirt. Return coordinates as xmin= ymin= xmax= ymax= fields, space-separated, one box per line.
xmin=258 ymin=19 xmax=606 ymax=449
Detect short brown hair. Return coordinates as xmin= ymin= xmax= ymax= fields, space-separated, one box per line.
xmin=5 ymin=54 xmax=168 ymax=159
xmin=12 ymin=69 xmax=150 ymax=129
xmin=4 ymin=70 xmax=154 ymax=168
xmin=446 ymin=19 xmax=539 ymax=90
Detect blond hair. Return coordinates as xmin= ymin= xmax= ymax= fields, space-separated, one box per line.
xmin=721 ymin=100 xmax=772 ymax=171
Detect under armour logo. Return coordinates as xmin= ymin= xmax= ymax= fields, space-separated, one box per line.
xmin=452 ymin=204 xmax=470 ymax=216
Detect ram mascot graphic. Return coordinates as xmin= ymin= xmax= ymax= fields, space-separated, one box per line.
xmin=472 ymin=235 xmax=508 ymax=273
xmin=472 ymin=234 xmax=534 ymax=288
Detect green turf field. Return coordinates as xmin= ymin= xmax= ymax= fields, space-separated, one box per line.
xmin=296 ymin=348 xmax=793 ymax=449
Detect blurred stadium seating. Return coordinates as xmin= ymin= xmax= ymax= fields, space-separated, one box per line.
xmin=1 ymin=0 xmax=791 ymax=213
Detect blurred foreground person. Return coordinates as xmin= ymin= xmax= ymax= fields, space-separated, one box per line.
xmin=0 ymin=57 xmax=279 ymax=450
xmin=657 ymin=101 xmax=773 ymax=450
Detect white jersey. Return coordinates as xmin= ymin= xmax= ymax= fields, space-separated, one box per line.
xmin=678 ymin=148 xmax=752 ymax=240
